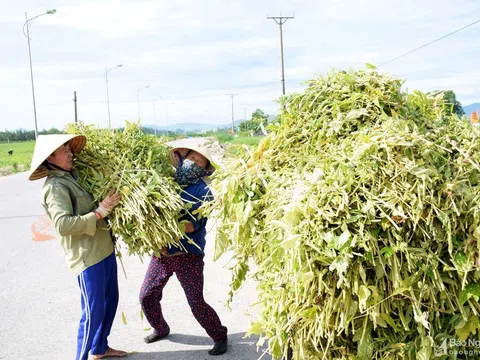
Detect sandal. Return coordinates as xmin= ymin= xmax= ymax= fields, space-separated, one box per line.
xmin=92 ymin=347 xmax=128 ymax=359
xmin=144 ymin=331 xmax=169 ymax=344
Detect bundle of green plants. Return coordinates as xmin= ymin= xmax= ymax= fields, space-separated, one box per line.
xmin=206 ymin=67 xmax=480 ymax=359
xmin=66 ymin=122 xmax=185 ymax=257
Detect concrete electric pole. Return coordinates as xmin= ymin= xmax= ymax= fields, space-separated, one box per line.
xmin=268 ymin=15 xmax=294 ymax=96
xmin=227 ymin=93 xmax=237 ymax=134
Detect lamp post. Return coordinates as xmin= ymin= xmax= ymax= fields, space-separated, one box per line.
xmin=105 ymin=64 xmax=122 ymax=129
xmin=165 ymin=102 xmax=174 ymax=137
xmin=137 ymin=85 xmax=150 ymax=121
xmin=23 ymin=9 xmax=57 ymax=139
xmin=152 ymin=96 xmax=162 ymax=137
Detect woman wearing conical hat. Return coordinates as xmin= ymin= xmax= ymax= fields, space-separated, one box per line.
xmin=29 ymin=134 xmax=127 ymax=360
xmin=139 ymin=139 xmax=228 ymax=356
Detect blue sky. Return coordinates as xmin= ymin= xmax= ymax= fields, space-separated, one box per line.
xmin=0 ymin=0 xmax=479 ymax=131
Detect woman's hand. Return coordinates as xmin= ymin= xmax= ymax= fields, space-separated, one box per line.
xmin=94 ymin=191 xmax=121 ymax=219
xmin=101 ymin=191 xmax=121 ymax=211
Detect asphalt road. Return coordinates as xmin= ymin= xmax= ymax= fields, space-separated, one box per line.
xmin=0 ymin=172 xmax=270 ymax=360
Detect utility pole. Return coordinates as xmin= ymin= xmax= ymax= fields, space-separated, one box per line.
xmin=105 ymin=67 xmax=111 ymax=128
xmin=105 ymin=64 xmax=122 ymax=129
xmin=137 ymin=85 xmax=150 ymax=121
xmin=243 ymin=107 xmax=247 ymax=121
xmin=73 ymin=91 xmax=78 ymax=124
xmin=23 ymin=9 xmax=57 ymax=139
xmin=152 ymin=97 xmax=162 ymax=137
xmin=153 ymin=100 xmax=157 ymax=137
xmin=227 ymin=94 xmax=237 ymax=134
xmin=268 ymin=15 xmax=294 ymax=96
xmin=165 ymin=102 xmax=174 ymax=137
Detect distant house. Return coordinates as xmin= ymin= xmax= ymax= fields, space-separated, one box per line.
xmin=471 ymin=112 xmax=479 ymax=126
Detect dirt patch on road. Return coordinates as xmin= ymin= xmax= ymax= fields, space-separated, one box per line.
xmin=0 ymin=167 xmax=12 ymax=177
xmin=0 ymin=164 xmax=27 ymax=177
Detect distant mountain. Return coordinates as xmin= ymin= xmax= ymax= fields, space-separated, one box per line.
xmin=143 ymin=119 xmax=248 ymax=132
xmin=463 ymin=103 xmax=480 ymax=116
xmin=143 ymin=115 xmax=279 ymax=133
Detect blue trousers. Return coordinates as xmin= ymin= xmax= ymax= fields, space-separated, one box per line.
xmin=76 ymin=252 xmax=119 ymax=360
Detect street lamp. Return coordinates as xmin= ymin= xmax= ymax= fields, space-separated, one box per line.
xmin=105 ymin=64 xmax=122 ymax=129
xmin=23 ymin=9 xmax=57 ymax=139
xmin=137 ymin=85 xmax=150 ymax=121
xmin=152 ymin=96 xmax=162 ymax=137
xmin=165 ymin=102 xmax=174 ymax=137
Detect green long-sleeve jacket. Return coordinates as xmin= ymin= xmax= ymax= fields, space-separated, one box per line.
xmin=41 ymin=169 xmax=114 ymax=275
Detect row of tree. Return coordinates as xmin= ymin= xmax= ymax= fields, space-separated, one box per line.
xmin=0 ymin=128 xmax=62 ymax=142
xmin=0 ymin=126 xmax=197 ymax=143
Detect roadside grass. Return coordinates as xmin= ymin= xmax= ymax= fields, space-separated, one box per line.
xmin=215 ymin=134 xmax=263 ymax=146
xmin=0 ymin=141 xmax=35 ymax=175
xmin=227 ymin=136 xmax=263 ymax=157
xmin=229 ymin=135 xmax=263 ymax=147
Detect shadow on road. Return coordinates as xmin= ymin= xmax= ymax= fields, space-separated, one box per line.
xmin=126 ymin=332 xmax=271 ymax=359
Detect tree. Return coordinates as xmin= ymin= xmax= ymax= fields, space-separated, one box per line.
xmin=441 ymin=90 xmax=465 ymax=117
xmin=251 ymin=109 xmax=268 ymax=121
xmin=239 ymin=108 xmax=269 ymax=133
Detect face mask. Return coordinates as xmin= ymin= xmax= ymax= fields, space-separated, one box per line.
xmin=174 ymin=159 xmax=208 ymax=185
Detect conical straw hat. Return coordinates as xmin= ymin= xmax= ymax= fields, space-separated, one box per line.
xmin=28 ymin=134 xmax=86 ymax=181
xmin=167 ymin=138 xmax=217 ymax=174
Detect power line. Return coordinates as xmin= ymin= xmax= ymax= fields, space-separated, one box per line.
xmin=379 ymin=18 xmax=480 ymax=67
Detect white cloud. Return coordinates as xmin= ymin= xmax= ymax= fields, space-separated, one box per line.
xmin=47 ymin=1 xmax=173 ymax=39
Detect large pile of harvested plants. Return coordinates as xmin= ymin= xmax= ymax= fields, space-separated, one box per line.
xmin=66 ymin=122 xmax=185 ymax=257
xmin=207 ymin=68 xmax=480 ymax=359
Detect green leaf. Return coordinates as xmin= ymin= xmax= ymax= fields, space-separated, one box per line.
xmin=329 ymin=256 xmax=350 ymax=284
xmin=459 ymin=282 xmax=480 ymax=305
xmin=417 ymin=336 xmax=433 ymax=360
xmin=270 ymin=338 xmax=282 ymax=359
xmin=280 ymin=234 xmax=301 ymax=250
xmin=455 ymin=315 xmax=480 ymax=341
xmin=300 ymin=307 xmax=317 ymax=319
xmin=358 ymin=285 xmax=371 ymax=312
xmin=357 ymin=319 xmax=374 ymax=360
xmin=337 ymin=229 xmax=351 ymax=249
xmin=247 ymin=322 xmax=264 ymax=335
xmin=380 ymin=313 xmax=400 ymax=332
xmin=380 ymin=246 xmax=393 ymax=258
xmin=413 ymin=306 xmax=429 ymax=330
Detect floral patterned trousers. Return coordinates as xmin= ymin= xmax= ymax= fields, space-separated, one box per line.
xmin=139 ymin=253 xmax=227 ymax=343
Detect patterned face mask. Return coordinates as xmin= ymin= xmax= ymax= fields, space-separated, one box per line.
xmin=174 ymin=158 xmax=208 ymax=185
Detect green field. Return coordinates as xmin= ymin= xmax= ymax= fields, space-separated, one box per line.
xmin=0 ymin=141 xmax=35 ymax=174
xmin=229 ymin=135 xmax=263 ymax=147
xmin=215 ymin=133 xmax=263 ymax=147
xmin=218 ymin=135 xmax=263 ymax=157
